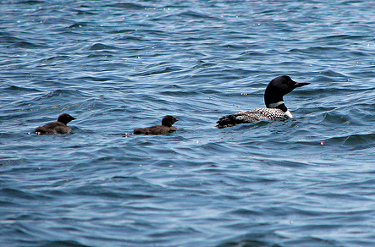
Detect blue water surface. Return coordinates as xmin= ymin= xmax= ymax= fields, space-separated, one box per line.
xmin=1 ymin=0 xmax=375 ymax=246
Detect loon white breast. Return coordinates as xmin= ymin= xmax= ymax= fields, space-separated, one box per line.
xmin=216 ymin=75 xmax=309 ymax=128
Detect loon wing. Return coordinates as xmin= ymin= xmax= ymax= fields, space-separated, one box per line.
xmin=216 ymin=108 xmax=289 ymax=128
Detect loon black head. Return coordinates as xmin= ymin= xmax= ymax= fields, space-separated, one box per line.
xmin=57 ymin=113 xmax=76 ymax=125
xmin=161 ymin=115 xmax=178 ymax=127
xmin=264 ymin=75 xmax=309 ymax=112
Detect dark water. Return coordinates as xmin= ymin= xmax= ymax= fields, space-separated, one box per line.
xmin=1 ymin=0 xmax=375 ymax=246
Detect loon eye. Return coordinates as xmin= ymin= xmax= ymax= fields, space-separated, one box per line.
xmin=285 ymin=80 xmax=293 ymax=87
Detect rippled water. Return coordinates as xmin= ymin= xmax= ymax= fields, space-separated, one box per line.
xmin=1 ymin=0 xmax=375 ymax=246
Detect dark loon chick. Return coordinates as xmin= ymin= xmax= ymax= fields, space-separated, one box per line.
xmin=216 ymin=75 xmax=310 ymax=128
xmin=35 ymin=113 xmax=76 ymax=135
xmin=133 ymin=115 xmax=178 ymax=135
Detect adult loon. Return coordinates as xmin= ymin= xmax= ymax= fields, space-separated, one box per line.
xmin=134 ymin=115 xmax=178 ymax=135
xmin=216 ymin=75 xmax=309 ymax=128
xmin=35 ymin=113 xmax=76 ymax=134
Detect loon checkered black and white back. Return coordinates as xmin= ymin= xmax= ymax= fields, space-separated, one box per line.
xmin=216 ymin=75 xmax=310 ymax=128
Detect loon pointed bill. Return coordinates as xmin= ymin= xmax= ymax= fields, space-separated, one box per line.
xmin=216 ymin=75 xmax=310 ymax=128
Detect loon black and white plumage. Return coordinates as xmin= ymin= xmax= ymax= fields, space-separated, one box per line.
xmin=216 ymin=75 xmax=310 ymax=128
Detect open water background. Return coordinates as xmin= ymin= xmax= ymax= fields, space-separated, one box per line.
xmin=1 ymin=0 xmax=375 ymax=246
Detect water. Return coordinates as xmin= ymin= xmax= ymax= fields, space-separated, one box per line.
xmin=1 ymin=0 xmax=375 ymax=246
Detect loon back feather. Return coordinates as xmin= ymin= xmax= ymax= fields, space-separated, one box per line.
xmin=216 ymin=108 xmax=289 ymax=128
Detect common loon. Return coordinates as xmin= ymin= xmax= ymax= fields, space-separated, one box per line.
xmin=134 ymin=115 xmax=178 ymax=135
xmin=35 ymin=113 xmax=76 ymax=134
xmin=216 ymin=75 xmax=309 ymax=128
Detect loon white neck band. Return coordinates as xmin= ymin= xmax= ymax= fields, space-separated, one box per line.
xmin=268 ymin=101 xmax=284 ymax=108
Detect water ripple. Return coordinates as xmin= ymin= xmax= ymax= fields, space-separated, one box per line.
xmin=1 ymin=0 xmax=375 ymax=246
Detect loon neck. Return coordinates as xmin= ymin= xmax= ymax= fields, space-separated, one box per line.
xmin=264 ymin=89 xmax=285 ymax=109
xmin=267 ymin=102 xmax=293 ymax=118
xmin=266 ymin=101 xmax=293 ymax=118
xmin=268 ymin=101 xmax=284 ymax=108
xmin=267 ymin=101 xmax=288 ymax=112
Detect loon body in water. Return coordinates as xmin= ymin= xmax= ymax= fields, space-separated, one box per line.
xmin=35 ymin=113 xmax=76 ymax=134
xmin=134 ymin=115 xmax=178 ymax=135
xmin=216 ymin=76 xmax=309 ymax=128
